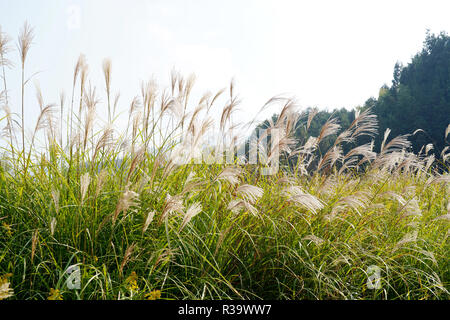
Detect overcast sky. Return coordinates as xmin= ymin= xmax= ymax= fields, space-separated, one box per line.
xmin=1 ymin=0 xmax=450 ymax=135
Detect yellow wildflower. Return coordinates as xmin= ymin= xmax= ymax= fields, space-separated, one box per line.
xmin=125 ymin=271 xmax=139 ymax=292
xmin=2 ymin=222 xmax=13 ymax=237
xmin=145 ymin=290 xmax=161 ymax=300
xmin=48 ymin=288 xmax=63 ymax=300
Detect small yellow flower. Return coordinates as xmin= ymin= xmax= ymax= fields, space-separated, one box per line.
xmin=48 ymin=288 xmax=63 ymax=300
xmin=145 ymin=290 xmax=161 ymax=300
xmin=2 ymin=222 xmax=13 ymax=237
xmin=125 ymin=271 xmax=139 ymax=292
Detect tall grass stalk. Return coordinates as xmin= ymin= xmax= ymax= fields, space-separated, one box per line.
xmin=17 ymin=21 xmax=33 ymax=169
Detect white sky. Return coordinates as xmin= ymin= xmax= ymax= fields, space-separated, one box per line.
xmin=1 ymin=0 xmax=450 ymax=139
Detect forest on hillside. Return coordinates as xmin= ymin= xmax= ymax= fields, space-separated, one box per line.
xmin=256 ymin=31 xmax=450 ymax=162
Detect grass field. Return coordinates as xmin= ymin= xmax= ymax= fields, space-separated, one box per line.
xmin=0 ymin=24 xmax=449 ymax=300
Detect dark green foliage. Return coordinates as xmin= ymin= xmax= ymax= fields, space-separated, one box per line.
xmin=366 ymin=31 xmax=450 ymax=154
xmin=255 ymin=31 xmax=450 ymax=157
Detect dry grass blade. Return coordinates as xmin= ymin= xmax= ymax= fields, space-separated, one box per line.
xmin=119 ymin=243 xmax=136 ymax=276
xmin=31 ymin=230 xmax=38 ymax=263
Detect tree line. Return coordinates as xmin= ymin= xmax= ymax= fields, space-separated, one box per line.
xmin=253 ymin=31 xmax=450 ymax=162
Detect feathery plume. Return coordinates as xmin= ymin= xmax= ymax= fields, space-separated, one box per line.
xmin=400 ymin=197 xmax=422 ymax=217
xmin=343 ymin=143 xmax=376 ymax=167
xmin=113 ymin=184 xmax=139 ymax=224
xmin=17 ymin=21 xmax=34 ymax=67
xmin=93 ymin=124 xmax=114 ymax=159
xmin=0 ymin=26 xmax=13 ymax=69
xmin=18 ymin=21 xmax=34 ymax=163
xmin=236 ymin=184 xmax=263 ymax=204
xmin=317 ymin=145 xmax=343 ymax=172
xmin=216 ymin=166 xmax=241 ymax=185
xmin=394 ymin=230 xmax=418 ymax=250
xmin=349 ymin=108 xmax=378 ymax=140
xmin=102 ymin=58 xmax=112 ymax=121
xmin=331 ymin=191 xmax=370 ymax=216
xmin=227 ymin=199 xmax=258 ymax=216
xmin=142 ymin=211 xmax=155 ymax=234
xmin=159 ymin=193 xmax=184 ymax=224
xmin=119 ymin=242 xmax=136 ymax=276
xmin=181 ymin=171 xmax=204 ymax=196
xmin=82 ymin=84 xmax=99 ymax=151
xmin=51 ymin=189 xmax=60 ymax=214
xmin=282 ymin=186 xmax=324 ymax=214
xmin=432 ymin=214 xmax=450 ymax=222
xmin=303 ymin=234 xmax=325 ymax=246
xmin=317 ymin=118 xmax=340 ymax=144
xmin=307 ymin=107 xmax=319 ymax=131
xmin=95 ymin=169 xmax=108 ymax=197
xmin=180 ymin=202 xmax=202 ymax=231
xmin=380 ymin=128 xmax=391 ymax=152
xmin=73 ymin=54 xmax=86 ymax=88
xmin=50 ymin=218 xmax=56 ymax=236
xmin=80 ymin=173 xmax=91 ymax=204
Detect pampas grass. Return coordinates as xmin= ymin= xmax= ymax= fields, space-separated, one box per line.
xmin=0 ymin=23 xmax=448 ymax=301
xmin=17 ymin=21 xmax=34 ymax=166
